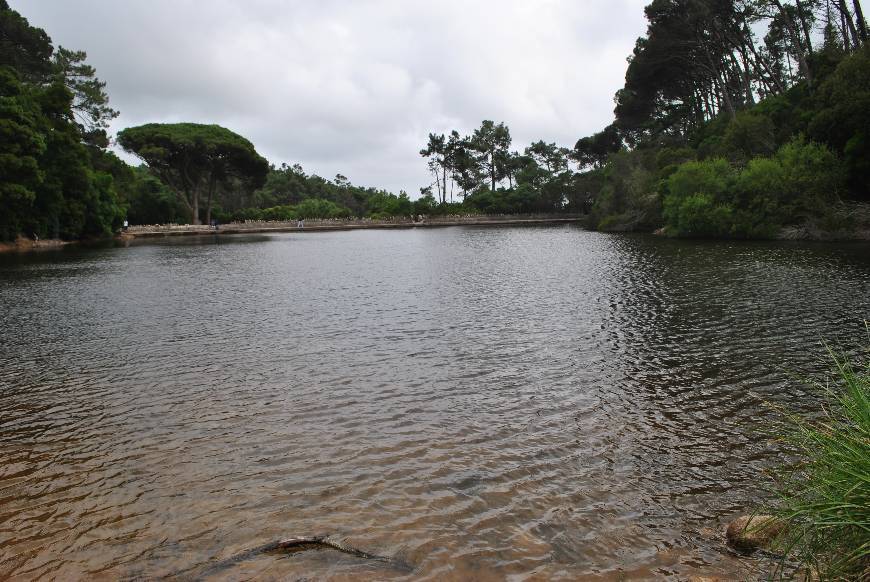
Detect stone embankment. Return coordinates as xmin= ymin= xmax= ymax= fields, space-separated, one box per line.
xmin=124 ymin=214 xmax=586 ymax=238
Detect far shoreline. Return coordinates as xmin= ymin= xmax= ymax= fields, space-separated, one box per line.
xmin=4 ymin=212 xmax=869 ymax=254
xmin=124 ymin=214 xmax=587 ymax=240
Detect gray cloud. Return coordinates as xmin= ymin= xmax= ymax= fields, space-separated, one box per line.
xmin=12 ymin=0 xmax=648 ymax=194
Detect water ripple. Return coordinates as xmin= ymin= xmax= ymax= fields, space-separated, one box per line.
xmin=1 ymin=227 xmax=868 ymax=580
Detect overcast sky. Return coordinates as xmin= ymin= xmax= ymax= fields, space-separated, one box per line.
xmin=12 ymin=0 xmax=648 ymax=195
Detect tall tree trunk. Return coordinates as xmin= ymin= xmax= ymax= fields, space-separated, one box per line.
xmin=442 ymin=165 xmax=447 ymax=204
xmin=490 ymin=152 xmax=496 ymax=192
xmin=731 ymin=50 xmax=754 ymax=105
xmin=773 ymin=0 xmax=814 ymax=84
xmin=180 ymin=154 xmax=199 ymax=224
xmin=432 ymin=167 xmax=443 ymax=204
xmin=740 ymin=45 xmax=757 ymax=102
xmin=191 ymin=189 xmax=200 ymax=225
xmin=841 ymin=7 xmax=851 ymax=49
xmin=703 ymin=88 xmax=713 ymax=120
xmin=838 ymin=0 xmax=861 ymax=48
xmin=854 ymin=0 xmax=868 ymax=41
xmin=842 ymin=5 xmax=855 ymax=49
xmin=703 ymin=42 xmax=736 ymax=119
xmin=722 ymin=66 xmax=738 ymax=117
xmin=795 ymin=0 xmax=815 ymax=53
xmin=205 ymin=174 xmax=217 ymax=226
xmin=750 ymin=44 xmax=785 ymax=94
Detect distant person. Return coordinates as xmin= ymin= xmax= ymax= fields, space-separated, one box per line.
xmin=297 ymin=218 xmax=304 ymax=228
xmin=123 ymin=219 xmax=128 ymax=231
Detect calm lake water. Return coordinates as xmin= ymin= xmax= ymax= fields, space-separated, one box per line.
xmin=1 ymin=225 xmax=868 ymax=580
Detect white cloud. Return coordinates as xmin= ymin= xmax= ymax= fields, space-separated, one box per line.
xmin=11 ymin=0 xmax=648 ymax=194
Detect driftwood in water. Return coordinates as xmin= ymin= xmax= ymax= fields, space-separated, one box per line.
xmin=198 ymin=535 xmax=412 ymax=577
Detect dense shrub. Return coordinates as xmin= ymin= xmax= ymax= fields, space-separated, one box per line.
xmin=591 ymin=149 xmax=662 ymax=230
xmin=808 ymin=47 xmax=870 ymax=198
xmin=720 ymin=112 xmax=777 ymax=161
xmin=365 ymin=191 xmax=414 ymax=217
xmin=125 ymin=169 xmax=186 ymax=224
xmin=662 ymin=140 xmax=844 ymax=238
xmin=294 ymin=198 xmax=352 ymax=219
xmin=666 ymin=158 xmax=733 ymax=201
xmin=664 ymin=192 xmax=734 ymax=237
xmin=773 ymin=138 xmax=845 ymax=216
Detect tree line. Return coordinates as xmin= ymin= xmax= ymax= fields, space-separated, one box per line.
xmin=576 ymin=0 xmax=869 ymax=238
xmin=3 ymin=0 xmax=867 ymax=241
xmin=418 ymin=121 xmax=587 ymax=215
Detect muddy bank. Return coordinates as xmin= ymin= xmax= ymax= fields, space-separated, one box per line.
xmin=0 ymin=236 xmax=73 ymax=254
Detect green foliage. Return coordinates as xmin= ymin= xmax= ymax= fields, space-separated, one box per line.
xmin=662 ymin=140 xmax=844 ymax=238
xmin=732 ymin=157 xmax=789 ymax=238
xmin=773 ymin=138 xmax=845 ymax=212
xmin=808 ymin=47 xmax=870 ymax=198
xmin=216 ymin=198 xmax=357 ymax=222
xmin=294 ymin=198 xmax=352 ymax=219
xmin=470 ymin=120 xmax=511 ymax=192
xmin=51 ymin=46 xmax=119 ymax=133
xmin=590 ymin=148 xmax=662 ymax=231
xmin=576 ymin=3 xmax=870 ymax=237
xmin=418 ymin=120 xmax=581 ymax=215
xmin=0 ymin=3 xmax=124 ymax=242
xmin=252 ymin=205 xmax=296 ymax=221
xmin=663 ymin=159 xmax=735 ymax=236
xmin=664 ymin=192 xmax=734 ymax=237
xmin=0 ymin=0 xmax=53 ymax=82
xmin=412 ymin=191 xmax=438 ymax=215
xmin=117 ymin=122 xmax=269 ymax=225
xmin=366 ymin=190 xmax=413 ymax=217
xmin=585 ymin=46 xmax=867 ymax=238
xmin=770 ymin=342 xmax=870 ymax=580
xmin=0 ymin=67 xmax=45 ymax=240
xmin=124 ymin=167 xmax=186 ymax=224
xmin=666 ymin=158 xmax=733 ymax=201
xmin=246 ymin=163 xmax=408 ymax=218
xmin=720 ymin=113 xmax=777 ymax=161
xmin=573 ymin=125 xmax=622 ymax=169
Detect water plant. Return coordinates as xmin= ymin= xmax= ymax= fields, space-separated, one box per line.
xmin=769 ymin=334 xmax=869 ymax=580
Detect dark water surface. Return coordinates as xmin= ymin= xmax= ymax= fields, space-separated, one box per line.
xmin=1 ymin=226 xmax=868 ymax=580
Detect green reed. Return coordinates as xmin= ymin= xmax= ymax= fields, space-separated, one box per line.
xmin=769 ymin=336 xmax=869 ymax=580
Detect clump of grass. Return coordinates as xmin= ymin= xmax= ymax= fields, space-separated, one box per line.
xmin=769 ymin=336 xmax=869 ymax=580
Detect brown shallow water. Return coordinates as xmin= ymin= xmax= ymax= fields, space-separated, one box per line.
xmin=1 ymin=226 xmax=869 ymax=580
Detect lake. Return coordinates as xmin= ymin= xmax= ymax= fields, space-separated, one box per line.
xmin=1 ymin=225 xmax=868 ymax=580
